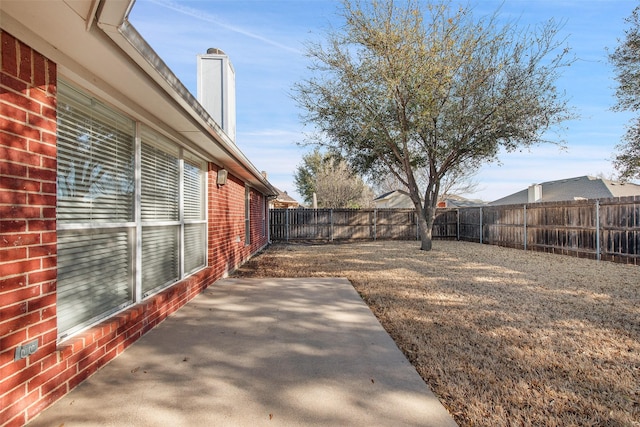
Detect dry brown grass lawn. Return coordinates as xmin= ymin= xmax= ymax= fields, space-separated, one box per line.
xmin=233 ymin=240 xmax=640 ymax=427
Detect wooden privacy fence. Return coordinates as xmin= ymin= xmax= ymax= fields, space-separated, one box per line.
xmin=457 ymin=196 xmax=640 ymax=264
xmin=270 ymin=196 xmax=640 ymax=264
xmin=269 ymin=208 xmax=432 ymax=241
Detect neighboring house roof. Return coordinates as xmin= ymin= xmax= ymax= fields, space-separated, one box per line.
xmin=374 ymin=190 xmax=486 ymax=208
xmin=271 ymin=187 xmax=299 ymax=208
xmin=1 ymin=0 xmax=277 ymax=197
xmin=490 ymin=175 xmax=640 ymax=205
xmin=441 ymin=195 xmax=487 ymax=208
xmin=373 ymin=190 xmax=414 ymax=208
xmin=374 ymin=190 xmax=408 ymax=201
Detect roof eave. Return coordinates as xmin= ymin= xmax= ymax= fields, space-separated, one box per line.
xmin=95 ymin=1 xmax=277 ymax=196
xmin=0 ymin=0 xmax=277 ymax=197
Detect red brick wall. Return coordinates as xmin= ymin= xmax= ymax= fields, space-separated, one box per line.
xmin=0 ymin=31 xmax=270 ymax=427
xmin=1 ymin=30 xmax=58 ymax=427
xmin=249 ymin=183 xmax=269 ymax=245
xmin=208 ymin=164 xmax=269 ymax=277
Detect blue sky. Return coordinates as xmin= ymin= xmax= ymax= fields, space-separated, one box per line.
xmin=129 ymin=0 xmax=637 ymax=203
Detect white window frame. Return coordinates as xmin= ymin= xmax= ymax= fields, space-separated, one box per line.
xmin=56 ymin=80 xmax=208 ymax=341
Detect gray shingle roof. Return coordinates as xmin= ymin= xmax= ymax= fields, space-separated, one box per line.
xmin=373 ymin=190 xmax=410 ymax=201
xmin=490 ymin=175 xmax=640 ymax=205
xmin=273 ymin=187 xmax=298 ymax=203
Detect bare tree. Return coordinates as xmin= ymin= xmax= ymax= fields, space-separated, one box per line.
xmin=316 ymin=159 xmax=374 ymax=208
xmin=294 ymin=149 xmax=373 ymax=208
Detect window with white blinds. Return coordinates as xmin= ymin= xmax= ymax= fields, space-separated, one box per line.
xmin=183 ymin=156 xmax=207 ymax=273
xmin=141 ymin=225 xmax=179 ymax=295
xmin=140 ymin=130 xmax=180 ymax=295
xmin=56 ymin=81 xmax=207 ymax=340
xmin=57 ymin=82 xmax=135 ymax=222
xmin=56 ymin=82 xmax=135 ymax=339
xmin=185 ymin=223 xmax=206 ymax=273
xmin=184 ymin=159 xmax=204 ymax=220
xmin=57 ymin=228 xmax=133 ymax=335
xmin=141 ymin=130 xmax=179 ymax=221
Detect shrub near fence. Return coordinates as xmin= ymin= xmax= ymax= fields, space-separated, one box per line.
xmin=270 ymin=195 xmax=640 ymax=265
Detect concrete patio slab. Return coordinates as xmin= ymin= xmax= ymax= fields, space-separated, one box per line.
xmin=27 ymin=277 xmax=457 ymax=426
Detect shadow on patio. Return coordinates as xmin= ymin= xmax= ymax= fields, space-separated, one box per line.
xmin=27 ymin=277 xmax=456 ymax=426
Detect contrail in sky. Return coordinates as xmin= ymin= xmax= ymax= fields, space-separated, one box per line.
xmin=146 ymin=0 xmax=303 ymax=54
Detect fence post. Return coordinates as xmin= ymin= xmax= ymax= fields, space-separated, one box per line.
xmin=330 ymin=209 xmax=334 ymax=242
xmin=416 ymin=211 xmax=419 ymax=241
xmin=596 ymin=199 xmax=601 ymax=261
xmin=373 ymin=209 xmax=377 ymax=241
xmin=523 ymin=205 xmax=527 ymax=251
xmin=286 ymin=208 xmax=290 ymax=242
xmin=456 ymin=209 xmax=460 ymax=241
xmin=479 ymin=207 xmax=483 ymax=244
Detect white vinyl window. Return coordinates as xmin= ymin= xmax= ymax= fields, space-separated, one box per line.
xmin=56 ymin=81 xmax=207 ymax=340
xmin=56 ymin=82 xmax=135 ymax=337
xmin=140 ymin=130 xmax=180 ymax=295
xmin=183 ymin=153 xmax=207 ymax=273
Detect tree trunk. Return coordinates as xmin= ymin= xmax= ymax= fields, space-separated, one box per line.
xmin=417 ymin=213 xmax=433 ymax=250
xmin=405 ymin=165 xmax=439 ymax=251
xmin=416 ymin=199 xmax=439 ymax=251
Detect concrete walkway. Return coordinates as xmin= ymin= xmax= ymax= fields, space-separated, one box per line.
xmin=28 ymin=278 xmax=457 ymax=426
